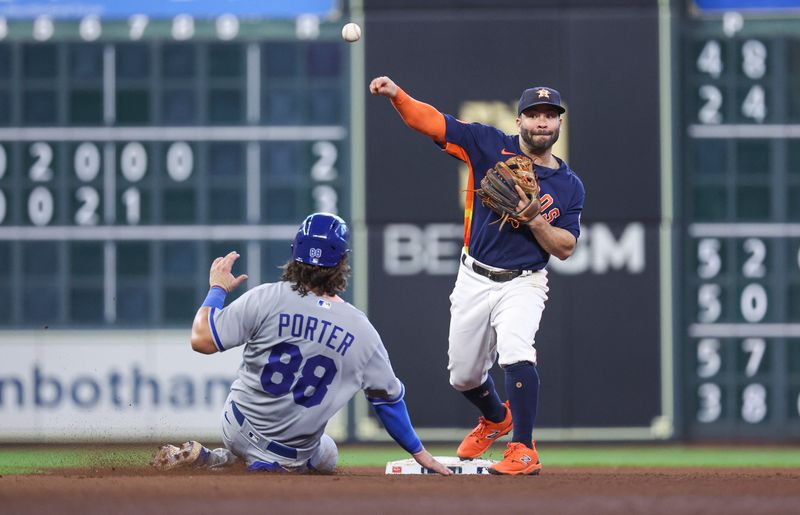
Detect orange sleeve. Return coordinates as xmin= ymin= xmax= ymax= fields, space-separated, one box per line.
xmin=390 ymin=88 xmax=447 ymax=145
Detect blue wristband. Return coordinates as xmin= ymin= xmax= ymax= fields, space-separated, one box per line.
xmin=202 ymin=286 xmax=227 ymax=309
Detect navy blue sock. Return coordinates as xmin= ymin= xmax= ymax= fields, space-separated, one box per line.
xmin=504 ymin=361 xmax=540 ymax=449
xmin=461 ymin=375 xmax=506 ymax=423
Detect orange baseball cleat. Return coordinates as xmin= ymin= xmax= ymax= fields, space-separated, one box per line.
xmin=456 ymin=401 xmax=513 ymax=459
xmin=488 ymin=441 xmax=542 ymax=475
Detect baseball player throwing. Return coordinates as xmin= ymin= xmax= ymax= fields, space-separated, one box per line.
xmin=370 ymin=77 xmax=584 ymax=475
xmin=153 ymin=213 xmax=451 ymax=475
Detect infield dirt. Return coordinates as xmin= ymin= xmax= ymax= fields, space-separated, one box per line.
xmin=1 ymin=466 xmax=798 ymax=515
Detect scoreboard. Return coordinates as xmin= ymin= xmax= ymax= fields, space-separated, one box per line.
xmin=679 ymin=0 xmax=800 ymax=439
xmin=4 ymin=0 xmax=798 ymax=443
xmin=0 ymin=3 xmax=352 ymax=328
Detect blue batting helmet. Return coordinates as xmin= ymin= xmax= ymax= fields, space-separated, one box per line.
xmin=291 ymin=213 xmax=349 ymax=267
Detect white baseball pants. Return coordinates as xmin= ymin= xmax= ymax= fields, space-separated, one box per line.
xmin=447 ymin=252 xmax=549 ymax=391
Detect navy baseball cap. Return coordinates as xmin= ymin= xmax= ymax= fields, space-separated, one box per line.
xmin=292 ymin=213 xmax=349 ymax=267
xmin=517 ymin=87 xmax=566 ymax=115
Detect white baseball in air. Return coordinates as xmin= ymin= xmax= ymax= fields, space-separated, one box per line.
xmin=341 ymin=22 xmax=361 ymax=42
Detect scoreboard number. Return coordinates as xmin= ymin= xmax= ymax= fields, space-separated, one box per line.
xmin=12 ymin=140 xmax=205 ymax=226
xmin=120 ymin=187 xmax=141 ymax=225
xmin=741 ymin=84 xmax=766 ymax=123
xmin=740 ymin=283 xmax=768 ymax=323
xmin=216 ymin=14 xmax=240 ymax=41
xmin=312 ymin=185 xmax=337 ymax=214
xmin=120 ymin=142 xmax=148 ymax=182
xmin=698 ymin=382 xmax=722 ymax=423
xmin=0 ymin=12 xmax=328 ymax=44
xmin=29 ymin=142 xmax=53 ymax=182
xmin=33 ymin=15 xmax=54 ymax=42
xmin=311 ymin=141 xmax=339 ymax=214
xmin=692 ymin=237 xmax=774 ymax=425
xmin=697 ymin=338 xmax=721 ymax=378
xmin=698 ymin=85 xmax=723 ymax=124
xmin=311 ymin=141 xmax=338 ymax=181
xmin=695 ymin=37 xmax=769 ymax=125
xmin=741 ymin=383 xmax=767 ymax=424
xmin=79 ymin=15 xmax=102 ymax=42
xmin=166 ymin=142 xmax=193 ymax=182
xmin=697 ymin=238 xmax=722 ymax=279
xmin=172 ymin=14 xmax=195 ymax=41
xmin=26 ymin=142 xmax=55 ymax=226
xmin=74 ymin=143 xmax=101 ymax=182
xmin=741 ymin=39 xmax=767 ymax=79
xmin=119 ymin=142 xmax=147 ymax=225
xmin=128 ymin=15 xmax=149 ymax=41
xmin=742 ymin=238 xmax=766 ymax=278
xmin=28 ymin=186 xmax=53 ymax=226
xmin=695 ymin=238 xmax=772 ymax=323
xmin=75 ymin=186 xmax=99 ymax=225
xmin=741 ymin=338 xmax=765 ymax=378
xmin=698 ymin=283 xmax=722 ymax=323
xmin=697 ymin=40 xmax=723 ymax=78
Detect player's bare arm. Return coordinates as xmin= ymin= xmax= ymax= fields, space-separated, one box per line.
xmin=191 ymin=308 xmax=216 ymax=354
xmin=525 ymin=215 xmax=576 ymax=260
xmin=191 ymin=251 xmax=248 ymax=354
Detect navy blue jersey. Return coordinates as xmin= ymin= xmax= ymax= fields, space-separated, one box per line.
xmin=442 ymin=114 xmax=585 ymax=271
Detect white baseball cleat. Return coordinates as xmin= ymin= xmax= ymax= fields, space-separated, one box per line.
xmin=152 ymin=441 xmax=205 ymax=471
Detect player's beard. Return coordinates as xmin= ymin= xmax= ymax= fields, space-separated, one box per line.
xmin=521 ymin=127 xmax=560 ymax=152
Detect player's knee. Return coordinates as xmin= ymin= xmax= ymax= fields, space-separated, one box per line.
xmin=449 ymin=371 xmax=483 ymax=392
xmin=308 ymin=434 xmax=338 ymax=474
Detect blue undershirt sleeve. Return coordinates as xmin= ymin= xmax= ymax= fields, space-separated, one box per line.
xmin=369 ymin=397 xmax=423 ymax=455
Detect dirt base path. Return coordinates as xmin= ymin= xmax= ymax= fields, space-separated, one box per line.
xmin=2 ymin=466 xmax=799 ymax=515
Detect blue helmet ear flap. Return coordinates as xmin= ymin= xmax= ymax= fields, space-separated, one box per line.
xmin=291 ymin=213 xmax=349 ymax=267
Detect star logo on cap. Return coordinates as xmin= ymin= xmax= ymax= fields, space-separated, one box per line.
xmin=537 ymin=88 xmax=550 ymax=98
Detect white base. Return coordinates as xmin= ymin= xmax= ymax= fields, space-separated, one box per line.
xmin=385 ymin=456 xmax=496 ymax=475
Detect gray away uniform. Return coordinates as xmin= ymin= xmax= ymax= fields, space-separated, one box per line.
xmin=208 ymin=281 xmax=403 ymax=471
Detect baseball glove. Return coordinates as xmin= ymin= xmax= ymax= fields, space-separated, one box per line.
xmin=476 ymin=155 xmax=541 ymax=230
